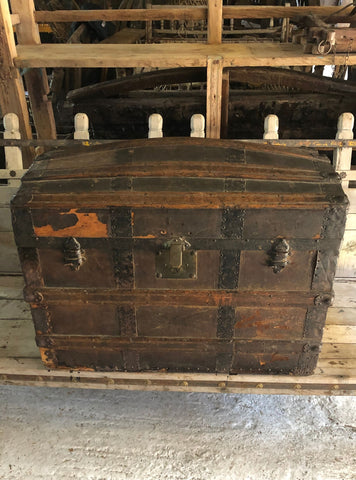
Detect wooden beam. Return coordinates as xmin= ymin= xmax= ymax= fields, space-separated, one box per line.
xmin=145 ymin=0 xmax=153 ymax=43
xmin=221 ymin=69 xmax=230 ymax=139
xmin=0 ymin=0 xmax=33 ymax=167
xmin=1 ymin=138 xmax=356 ymax=149
xmin=208 ymin=0 xmax=222 ymax=45
xmin=34 ymin=8 xmax=207 ymax=23
xmin=11 ymin=13 xmax=20 ymax=26
xmin=14 ymin=43 xmax=356 ymax=69
xmin=206 ymin=56 xmax=223 ymax=139
xmin=11 ymin=0 xmax=40 ymax=43
xmin=33 ymin=6 xmax=354 ymax=23
xmin=222 ymin=5 xmax=355 ymax=20
xmin=10 ymin=0 xmax=56 ymax=142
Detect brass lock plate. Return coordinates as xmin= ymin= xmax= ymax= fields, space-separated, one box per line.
xmin=156 ymin=239 xmax=197 ymax=279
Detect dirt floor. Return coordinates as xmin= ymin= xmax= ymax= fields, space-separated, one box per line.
xmin=0 ymin=387 xmax=355 ymax=480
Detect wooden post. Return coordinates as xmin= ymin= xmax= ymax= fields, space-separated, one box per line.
xmin=207 ymin=1 xmax=223 ymax=139
xmin=148 ymin=114 xmax=163 ymax=138
xmin=221 ymin=69 xmax=230 ymax=139
xmin=0 ymin=0 xmax=33 ymax=167
xmin=145 ymin=0 xmax=153 ymax=43
xmin=10 ymin=0 xmax=57 ymax=142
xmin=263 ymin=114 xmax=279 ymax=139
xmin=281 ymin=3 xmax=291 ymax=43
xmin=74 ymin=113 xmax=89 ymax=140
xmin=208 ymin=0 xmax=222 ymax=44
xmin=4 ymin=113 xmax=22 ymax=187
xmin=206 ymin=56 xmax=223 ymax=139
xmin=190 ymin=114 xmax=205 ymax=138
xmin=333 ymin=112 xmax=354 ymax=190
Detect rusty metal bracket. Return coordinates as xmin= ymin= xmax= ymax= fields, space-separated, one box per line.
xmin=63 ymin=237 xmax=86 ymax=271
xmin=156 ymin=237 xmax=197 ymax=279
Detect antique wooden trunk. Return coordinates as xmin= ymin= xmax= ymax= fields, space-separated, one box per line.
xmin=11 ymin=138 xmax=348 ymax=375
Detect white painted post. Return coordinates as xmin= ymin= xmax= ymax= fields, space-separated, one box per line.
xmin=263 ymin=114 xmax=279 ymax=139
xmin=74 ymin=113 xmax=90 ymax=140
xmin=333 ymin=112 xmax=354 ymax=190
xmin=190 ymin=114 xmax=205 ymax=138
xmin=148 ymin=114 xmax=163 ymax=138
xmin=3 ymin=113 xmax=22 ymax=187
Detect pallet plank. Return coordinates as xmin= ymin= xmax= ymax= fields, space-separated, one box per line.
xmin=0 ymin=356 xmax=354 ymax=395
xmin=0 ymin=300 xmax=30 ymax=320
xmin=0 ymin=232 xmax=21 ymax=274
xmin=318 ymin=357 xmax=356 ymax=371
xmin=326 ymin=307 xmax=356 ymax=326
xmin=346 ymin=188 xmax=356 ymax=214
xmin=322 ymin=325 xmax=356 ymax=343
xmin=333 ymin=281 xmax=356 ymax=308
xmin=320 ymin=343 xmax=356 ymax=359
xmin=336 ymin=230 xmax=356 ymax=279
xmin=0 ymin=275 xmax=24 ymax=299
xmin=0 ymin=207 xmax=12 ymax=232
xmin=0 ymin=319 xmax=36 ymax=358
xmin=345 ymin=213 xmax=356 ymax=230
xmin=0 ymin=186 xmax=19 ymax=205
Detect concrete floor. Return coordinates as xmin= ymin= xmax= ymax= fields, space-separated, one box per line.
xmin=0 ymin=387 xmax=355 ymax=480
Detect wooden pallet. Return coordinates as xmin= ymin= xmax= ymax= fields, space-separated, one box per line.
xmin=0 ymin=276 xmax=355 ymax=395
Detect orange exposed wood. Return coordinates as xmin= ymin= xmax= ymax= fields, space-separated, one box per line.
xmin=34 ymin=210 xmax=108 ymax=237
xmin=39 ymin=348 xmax=56 ymax=368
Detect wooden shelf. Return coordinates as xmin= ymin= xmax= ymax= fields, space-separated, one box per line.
xmin=15 ymin=43 xmax=356 ymax=69
xmin=0 ymin=276 xmax=355 ymax=396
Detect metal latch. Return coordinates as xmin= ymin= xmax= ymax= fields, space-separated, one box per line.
xmin=268 ymin=238 xmax=290 ymax=274
xmin=63 ymin=237 xmax=86 ymax=271
xmin=156 ymin=237 xmax=197 ymax=279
